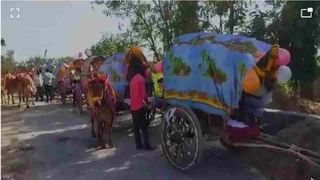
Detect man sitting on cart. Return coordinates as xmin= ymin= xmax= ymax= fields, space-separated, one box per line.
xmin=228 ymin=46 xmax=279 ymax=143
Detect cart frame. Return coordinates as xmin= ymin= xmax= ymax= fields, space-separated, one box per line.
xmin=161 ymin=104 xmax=320 ymax=172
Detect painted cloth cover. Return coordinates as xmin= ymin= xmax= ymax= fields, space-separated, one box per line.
xmin=163 ymin=32 xmax=272 ymax=117
xmin=99 ymin=53 xmax=127 ymax=100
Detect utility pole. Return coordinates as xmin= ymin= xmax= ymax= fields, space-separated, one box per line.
xmin=44 ymin=49 xmax=47 ymax=59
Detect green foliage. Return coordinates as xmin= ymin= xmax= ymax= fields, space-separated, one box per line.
xmin=173 ymin=1 xmax=199 ymax=36
xmin=238 ymin=63 xmax=246 ymax=75
xmin=1 ymin=50 xmax=16 ymax=74
xmin=168 ymin=53 xmax=191 ymax=76
xmin=264 ymin=0 xmax=284 ymax=43
xmin=200 ymin=50 xmax=227 ymax=84
xmin=246 ymin=10 xmax=267 ymax=41
xmin=198 ymin=2 xmax=227 ymax=33
xmin=277 ymin=1 xmax=320 ymax=98
xmin=278 ymin=81 xmax=297 ymax=98
xmin=8 ymin=159 xmax=23 ymax=173
xmin=225 ymin=1 xmax=248 ymax=34
xmin=1 ymin=38 xmax=6 ymax=46
xmin=108 ymin=67 xmax=121 ymax=82
xmin=24 ymin=56 xmax=46 ymax=70
xmin=91 ymin=31 xmax=138 ymax=57
xmin=95 ymin=0 xmax=171 ymax=59
xmin=200 ymin=1 xmax=248 ymax=34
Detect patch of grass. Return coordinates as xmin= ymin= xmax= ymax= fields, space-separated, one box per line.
xmin=8 ymin=159 xmax=24 ymax=173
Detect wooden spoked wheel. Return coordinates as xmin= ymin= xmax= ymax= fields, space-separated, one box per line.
xmin=161 ymin=105 xmax=205 ymax=172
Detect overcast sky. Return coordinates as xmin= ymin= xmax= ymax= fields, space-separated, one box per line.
xmin=1 ymin=1 xmax=130 ymax=61
xmin=1 ymin=1 xmax=273 ymax=62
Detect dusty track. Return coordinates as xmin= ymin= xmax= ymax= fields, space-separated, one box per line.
xmin=1 ymin=102 xmax=264 ymax=180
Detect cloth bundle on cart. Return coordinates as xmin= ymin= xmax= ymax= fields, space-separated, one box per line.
xmin=163 ymin=32 xmax=272 ymax=117
xmin=99 ymin=53 xmax=127 ymax=101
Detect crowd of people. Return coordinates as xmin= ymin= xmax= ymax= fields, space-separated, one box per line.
xmin=33 ymin=68 xmax=56 ymax=103
xmin=2 ymin=47 xmax=165 ymax=151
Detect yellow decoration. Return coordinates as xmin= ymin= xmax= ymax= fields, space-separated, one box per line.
xmin=95 ymin=71 xmax=105 ymax=81
xmin=60 ymin=66 xmax=66 ymax=75
xmin=131 ymin=46 xmax=143 ymax=59
xmin=126 ymin=46 xmax=147 ymax=65
xmin=87 ymin=90 xmax=103 ymax=109
xmin=164 ymin=89 xmax=230 ymax=114
xmin=254 ymin=44 xmax=279 ymax=79
xmin=152 ymin=73 xmax=163 ymax=97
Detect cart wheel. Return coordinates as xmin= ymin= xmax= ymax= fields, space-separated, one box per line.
xmin=161 ymin=105 xmax=205 ymax=172
xmin=147 ymin=107 xmax=156 ymax=126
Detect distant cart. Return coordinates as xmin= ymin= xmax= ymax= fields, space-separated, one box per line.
xmin=160 ymin=32 xmax=320 ymax=172
xmin=98 ymin=53 xmax=159 ymax=121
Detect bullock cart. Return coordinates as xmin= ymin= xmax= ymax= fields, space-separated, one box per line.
xmin=160 ymin=32 xmax=320 ymax=172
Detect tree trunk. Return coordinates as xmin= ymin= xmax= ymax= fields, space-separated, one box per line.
xmin=151 ymin=46 xmax=160 ymax=61
xmin=228 ymin=2 xmax=234 ymax=34
xmin=174 ymin=1 xmax=199 ymax=36
xmin=300 ymin=81 xmax=314 ymax=99
xmin=219 ymin=15 xmax=223 ymax=33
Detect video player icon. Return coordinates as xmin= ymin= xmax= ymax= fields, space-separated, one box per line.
xmin=10 ymin=8 xmax=20 ymax=19
xmin=300 ymin=7 xmax=313 ymax=19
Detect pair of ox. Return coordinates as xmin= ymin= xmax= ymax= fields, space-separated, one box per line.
xmin=2 ymin=73 xmax=36 ymax=108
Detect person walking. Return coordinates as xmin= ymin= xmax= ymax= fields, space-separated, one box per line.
xmin=43 ymin=69 xmax=55 ymax=103
xmin=127 ymin=57 xmax=154 ymax=151
xmin=70 ymin=66 xmax=82 ymax=107
xmin=34 ymin=69 xmax=44 ymax=101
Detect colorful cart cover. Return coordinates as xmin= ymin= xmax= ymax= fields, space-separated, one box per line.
xmin=164 ymin=32 xmax=272 ymax=117
xmin=54 ymin=63 xmax=62 ymax=77
xmin=99 ymin=53 xmax=127 ymax=100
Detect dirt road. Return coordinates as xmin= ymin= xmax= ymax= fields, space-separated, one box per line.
xmin=1 ymin=102 xmax=265 ymax=180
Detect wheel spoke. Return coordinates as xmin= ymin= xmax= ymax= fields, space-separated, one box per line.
xmin=162 ymin=107 xmax=201 ymax=170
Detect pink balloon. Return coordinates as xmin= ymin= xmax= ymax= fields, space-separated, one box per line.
xmin=277 ymin=48 xmax=291 ymax=66
xmin=155 ymin=61 xmax=163 ymax=73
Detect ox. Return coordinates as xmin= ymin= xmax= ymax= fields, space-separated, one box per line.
xmin=87 ymin=75 xmax=116 ymax=148
xmin=3 ymin=73 xmax=36 ymax=108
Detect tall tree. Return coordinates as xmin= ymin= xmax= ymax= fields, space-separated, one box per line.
xmin=153 ymin=0 xmax=176 ymax=51
xmin=173 ymin=1 xmax=199 ymax=36
xmin=91 ymin=31 xmax=138 ymax=57
xmin=278 ymin=1 xmax=320 ymax=98
xmin=225 ymin=1 xmax=248 ymax=34
xmin=246 ymin=4 xmax=267 ymax=41
xmin=198 ymin=2 xmax=220 ymax=32
xmin=264 ymin=0 xmax=284 ymax=43
xmin=200 ymin=1 xmax=247 ymax=34
xmin=212 ymin=1 xmax=229 ymax=33
xmin=96 ymin=1 xmax=163 ymax=60
xmin=1 ymin=38 xmax=6 ymax=47
xmin=1 ymin=50 xmax=16 ymax=74
xmin=24 ymin=56 xmax=47 ymax=70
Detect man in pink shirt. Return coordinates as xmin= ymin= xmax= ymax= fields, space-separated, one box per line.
xmin=127 ymin=57 xmax=154 ymax=150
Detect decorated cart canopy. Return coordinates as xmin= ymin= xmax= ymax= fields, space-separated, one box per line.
xmin=54 ymin=63 xmax=63 ymax=77
xmin=99 ymin=53 xmax=127 ymax=100
xmin=163 ymin=32 xmax=273 ymax=117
